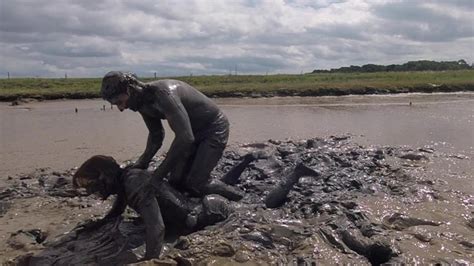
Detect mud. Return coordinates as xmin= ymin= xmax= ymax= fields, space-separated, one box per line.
xmin=2 ymin=136 xmax=472 ymax=265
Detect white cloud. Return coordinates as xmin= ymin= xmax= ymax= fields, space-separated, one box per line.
xmin=0 ymin=0 xmax=472 ymax=77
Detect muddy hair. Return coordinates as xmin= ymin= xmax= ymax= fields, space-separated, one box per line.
xmin=101 ymin=71 xmax=139 ymax=100
xmin=73 ymin=155 xmax=122 ymax=188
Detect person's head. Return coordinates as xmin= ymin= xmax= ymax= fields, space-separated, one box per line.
xmin=101 ymin=71 xmax=140 ymax=112
xmin=73 ymin=155 xmax=122 ymax=200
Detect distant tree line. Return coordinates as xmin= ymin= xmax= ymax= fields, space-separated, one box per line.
xmin=312 ymin=59 xmax=473 ymax=73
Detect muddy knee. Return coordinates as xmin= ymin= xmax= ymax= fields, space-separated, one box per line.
xmin=191 ymin=194 xmax=233 ymax=230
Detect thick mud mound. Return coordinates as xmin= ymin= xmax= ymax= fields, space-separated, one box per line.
xmin=3 ymin=136 xmax=473 ymax=265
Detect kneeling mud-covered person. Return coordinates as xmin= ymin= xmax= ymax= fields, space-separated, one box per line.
xmin=73 ymin=155 xmax=233 ymax=260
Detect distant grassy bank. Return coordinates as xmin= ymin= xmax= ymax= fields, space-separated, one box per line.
xmin=1 ymin=70 xmax=473 ymax=101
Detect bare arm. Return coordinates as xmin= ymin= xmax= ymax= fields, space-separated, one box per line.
xmin=153 ymin=91 xmax=195 ymax=180
xmin=134 ymin=113 xmax=165 ymax=169
xmin=138 ymin=197 xmax=165 ymax=259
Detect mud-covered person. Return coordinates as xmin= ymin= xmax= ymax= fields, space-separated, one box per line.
xmin=101 ymin=72 xmax=241 ymax=200
xmin=73 ymin=155 xmax=233 ymax=260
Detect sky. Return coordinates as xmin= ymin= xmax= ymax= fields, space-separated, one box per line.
xmin=0 ymin=0 xmax=473 ymax=78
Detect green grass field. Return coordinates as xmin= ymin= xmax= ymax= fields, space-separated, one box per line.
xmin=1 ymin=70 xmax=473 ymax=101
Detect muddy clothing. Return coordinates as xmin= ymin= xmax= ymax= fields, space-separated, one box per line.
xmin=132 ymin=79 xmax=230 ymax=195
xmin=110 ymin=168 xmax=232 ymax=259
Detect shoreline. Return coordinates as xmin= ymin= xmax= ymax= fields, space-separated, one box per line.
xmin=1 ymin=83 xmax=473 ymax=102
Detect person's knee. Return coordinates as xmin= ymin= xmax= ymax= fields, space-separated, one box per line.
xmin=185 ymin=181 xmax=207 ymax=197
xmin=194 ymin=194 xmax=233 ymax=229
xmin=183 ymin=170 xmax=211 ymax=196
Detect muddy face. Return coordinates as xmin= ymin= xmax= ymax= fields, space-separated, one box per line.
xmin=108 ymin=93 xmax=129 ymax=112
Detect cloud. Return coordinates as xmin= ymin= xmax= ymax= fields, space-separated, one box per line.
xmin=0 ymin=0 xmax=472 ymax=77
xmin=372 ymin=0 xmax=474 ymax=42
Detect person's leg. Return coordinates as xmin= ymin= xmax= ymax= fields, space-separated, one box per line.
xmin=153 ymin=180 xmax=233 ymax=232
xmin=264 ymin=163 xmax=321 ymax=208
xmin=184 ymin=139 xmax=224 ymax=192
xmin=194 ymin=194 xmax=233 ymax=230
xmin=167 ymin=150 xmax=195 ymax=189
xmin=220 ymin=150 xmax=270 ymax=185
xmin=152 ymin=180 xmax=197 ymax=232
xmin=184 ymin=140 xmax=244 ymax=201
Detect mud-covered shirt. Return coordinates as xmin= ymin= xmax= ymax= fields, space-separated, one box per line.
xmin=122 ymin=169 xmax=156 ymax=212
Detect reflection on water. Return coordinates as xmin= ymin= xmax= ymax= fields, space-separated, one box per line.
xmin=1 ymin=93 xmax=473 ymax=180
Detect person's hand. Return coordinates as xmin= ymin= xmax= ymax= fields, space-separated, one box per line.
xmin=125 ymin=160 xmax=148 ymax=170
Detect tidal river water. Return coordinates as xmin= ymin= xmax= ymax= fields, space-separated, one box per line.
xmin=1 ymin=93 xmax=473 ymax=181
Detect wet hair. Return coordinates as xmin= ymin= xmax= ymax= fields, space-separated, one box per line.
xmin=101 ymin=71 xmax=138 ymax=101
xmin=73 ymin=155 xmax=121 ymax=188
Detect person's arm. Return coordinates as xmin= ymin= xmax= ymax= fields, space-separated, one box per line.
xmin=137 ymin=197 xmax=165 ymax=260
xmin=75 ymin=193 xmax=126 ymax=233
xmin=133 ymin=113 xmax=165 ymax=169
xmin=153 ymin=91 xmax=195 ymax=180
xmin=103 ymin=193 xmax=126 ymax=219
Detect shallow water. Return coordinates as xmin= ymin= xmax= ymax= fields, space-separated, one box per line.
xmin=1 ymin=93 xmax=472 ymax=179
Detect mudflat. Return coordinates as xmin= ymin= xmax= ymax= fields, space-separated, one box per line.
xmin=2 ymin=136 xmax=472 ymax=264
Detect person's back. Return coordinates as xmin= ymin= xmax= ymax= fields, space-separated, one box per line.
xmin=142 ymin=79 xmax=225 ymax=138
xmin=122 ymin=168 xmax=195 ymax=231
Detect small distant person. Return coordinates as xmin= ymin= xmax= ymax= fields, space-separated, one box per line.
xmin=101 ymin=71 xmax=240 ymax=199
xmin=73 ymin=155 xmax=233 ymax=260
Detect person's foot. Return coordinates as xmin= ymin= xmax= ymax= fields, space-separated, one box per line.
xmin=202 ymin=180 xmax=244 ymax=201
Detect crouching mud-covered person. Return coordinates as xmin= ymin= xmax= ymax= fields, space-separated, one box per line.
xmin=73 ymin=155 xmax=233 ymax=260
xmin=101 ymin=71 xmax=242 ymax=200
